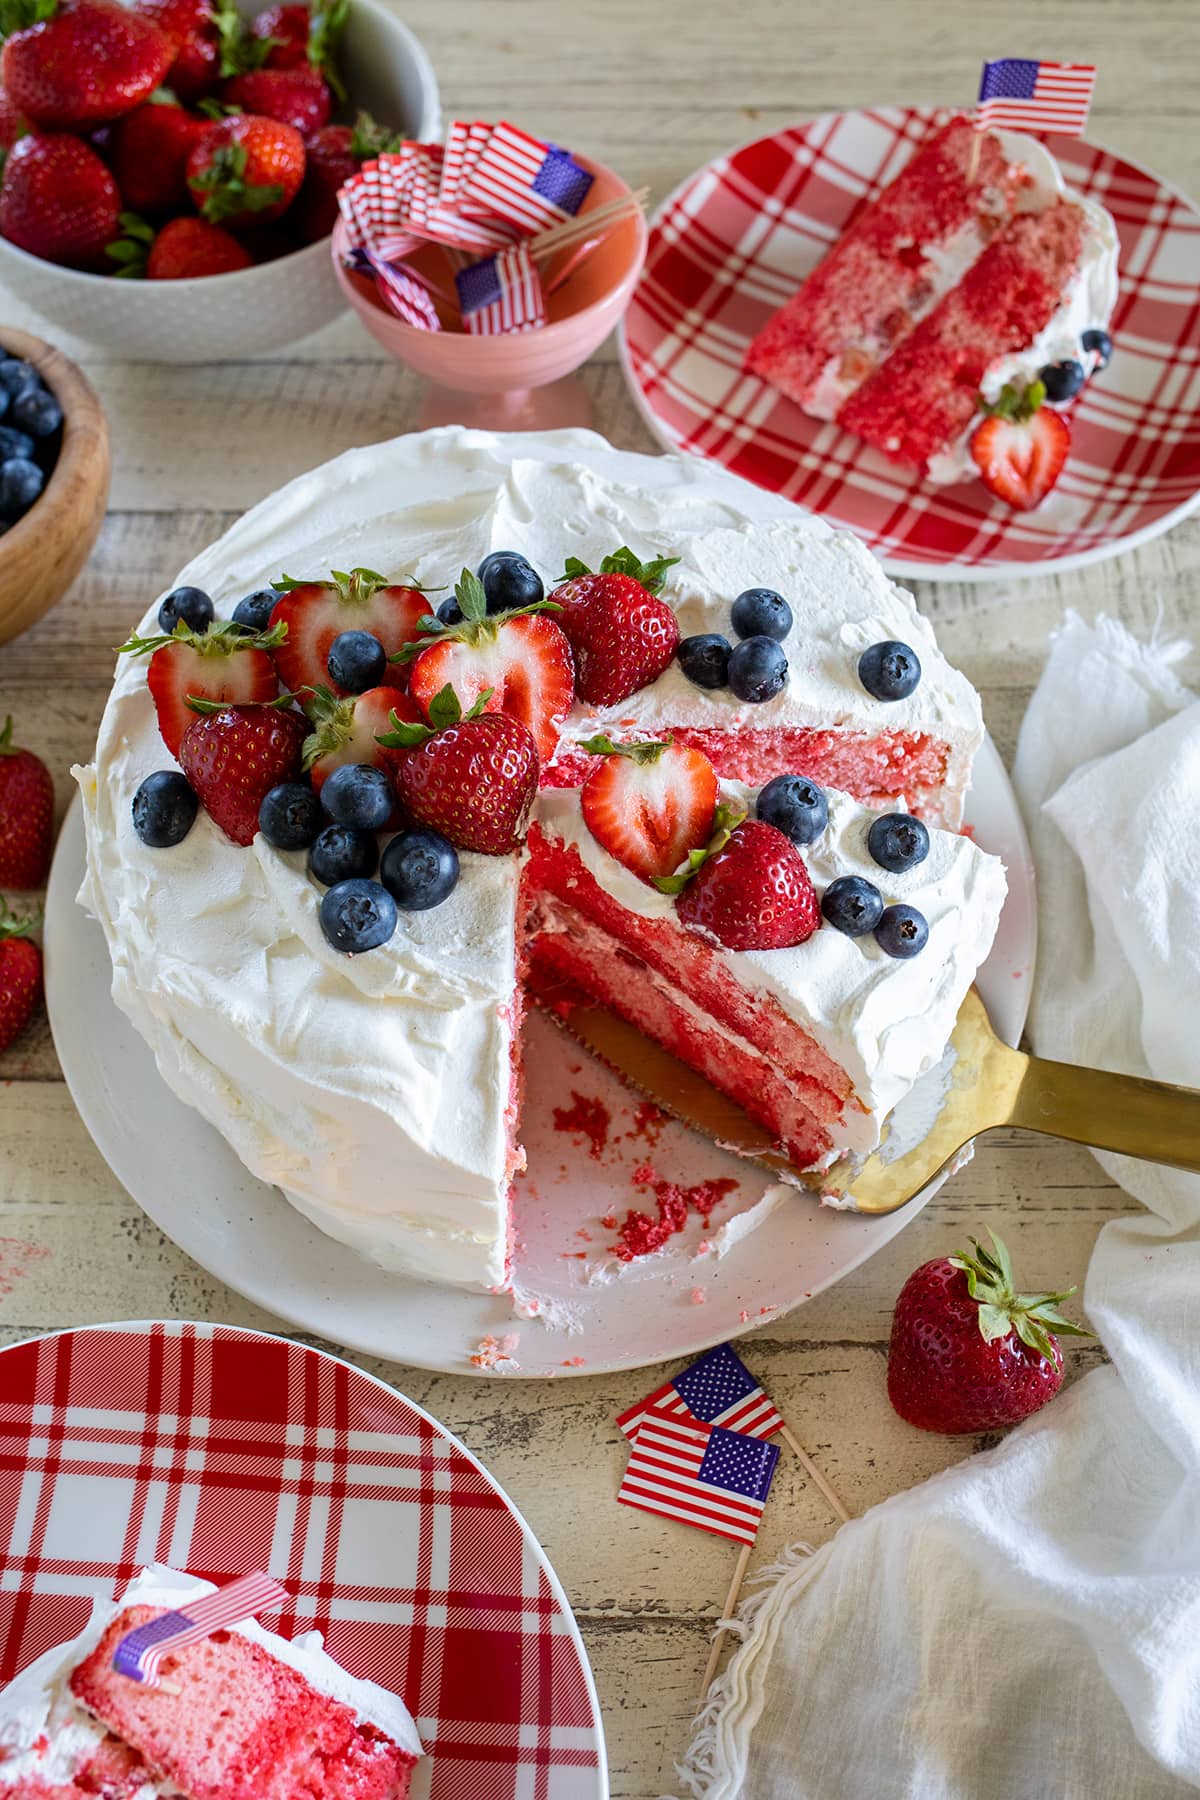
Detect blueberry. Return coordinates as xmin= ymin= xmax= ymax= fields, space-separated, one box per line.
xmin=308 ymin=823 xmax=378 ymax=886
xmin=232 ymin=588 xmax=279 ymax=633
xmin=728 ymin=635 xmax=788 ymax=703
xmin=478 ymin=550 xmax=543 ymax=614
xmin=0 ymin=457 xmax=43 ymax=520
xmin=437 ymin=596 xmax=463 ymax=626
xmin=756 ymin=774 xmax=828 ymax=846
xmin=319 ymin=878 xmax=398 ymax=953
xmin=0 ymin=426 xmax=34 ymax=462
xmin=867 ymin=811 xmax=930 ymax=873
xmin=677 ymin=632 xmax=731 ymax=690
xmin=875 ymin=903 xmax=929 ymax=958
xmin=258 ymin=781 xmax=322 ymax=850
xmin=320 ymin=762 xmax=394 ymax=831
xmin=158 ymin=585 xmax=214 ymax=634
xmin=327 ymin=629 xmax=386 ymax=693
xmin=858 ymin=640 xmax=921 ymax=701
xmin=1038 ymin=359 xmax=1085 ymax=404
xmin=131 ymin=770 xmax=198 ymax=848
xmin=731 ymin=587 xmax=792 ymax=642
xmin=821 ymin=875 xmax=884 ymax=936
xmin=1081 ymin=327 xmax=1113 ymax=370
xmin=11 ymin=386 xmax=61 ymax=439
xmin=0 ymin=360 xmax=38 ymax=398
xmin=380 ymin=827 xmax=460 ymax=911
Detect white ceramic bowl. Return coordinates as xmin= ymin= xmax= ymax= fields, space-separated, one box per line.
xmin=0 ymin=0 xmax=439 ymax=361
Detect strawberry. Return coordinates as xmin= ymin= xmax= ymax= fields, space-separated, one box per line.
xmin=401 ymin=569 xmax=573 ymax=764
xmin=0 ymin=717 xmax=53 ymax=889
xmin=186 ymin=113 xmax=304 ymax=224
xmin=301 ymin=684 xmax=416 ymax=792
xmin=887 ymin=1230 xmax=1091 ymax=1434
xmin=179 ymin=701 xmax=305 ymax=845
xmin=579 ymin=736 xmax=718 ymax=885
xmin=970 ymin=379 xmax=1071 ymax=511
xmin=0 ymin=0 xmax=172 ymax=128
xmin=223 ymin=65 xmax=329 ymax=136
xmin=549 ymin=548 xmax=681 ymax=707
xmin=145 ymin=213 xmax=250 ymax=277
xmin=378 ymin=687 xmax=538 ymax=855
xmin=267 ymin=568 xmax=432 ymax=697
xmin=0 ymin=130 xmax=119 ymax=268
xmin=0 ymin=901 xmax=41 ymax=1055
xmin=109 ymin=94 xmax=207 ymax=215
xmin=119 ymin=619 xmax=284 ymax=758
xmin=293 ymin=111 xmax=400 ymax=241
xmin=666 ymin=814 xmax=821 ymax=950
xmin=252 ymin=0 xmax=346 ymax=91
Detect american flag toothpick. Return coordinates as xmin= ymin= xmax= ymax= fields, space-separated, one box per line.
xmin=112 ymin=1572 xmax=290 ymax=1687
xmin=455 ymin=243 xmax=546 ymax=335
xmin=975 ymin=58 xmax=1097 ymax=136
xmin=617 ymin=1406 xmax=780 ymax=1546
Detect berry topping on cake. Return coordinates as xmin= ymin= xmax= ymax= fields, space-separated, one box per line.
xmin=875 ymin=902 xmax=929 ymax=958
xmin=667 ymin=814 xmax=821 ymax=951
xmin=120 ymin=619 xmax=287 ymax=758
xmin=157 ymin=584 xmax=213 ymax=635
xmin=478 ymin=548 xmax=544 ymax=613
xmin=756 ymin=773 xmax=828 ymax=846
xmin=970 ymin=379 xmax=1070 ymax=511
xmin=676 ymin=632 xmax=731 ymax=690
xmin=319 ymin=875 xmax=397 ymax=953
xmin=578 ymin=735 xmax=718 ymax=885
xmin=268 ymin=568 xmax=432 ymax=697
xmin=132 ymin=769 xmax=198 ymax=848
xmin=327 ymin=628 xmax=386 ymax=693
xmin=1038 ymin=357 xmax=1085 ymax=403
xmin=436 ymin=595 xmax=463 ymax=625
xmin=857 ymin=639 xmax=921 ymax=701
xmin=731 ymin=586 xmax=792 ymax=642
xmin=309 ymin=821 xmax=377 ymax=884
xmin=821 ymin=873 xmax=884 ymax=935
xmin=1081 ymin=326 xmax=1113 ymax=369
xmin=728 ymin=635 xmax=788 ymax=703
xmin=550 ymin=547 xmax=681 ymax=706
xmin=0 ymin=715 xmax=54 ymax=888
xmin=867 ymin=810 xmax=930 ymax=872
xmin=232 ymin=589 xmax=280 ymax=634
xmin=301 ymin=684 xmax=416 ymax=792
xmin=378 ymin=685 xmax=538 ymax=855
xmin=178 ymin=700 xmax=306 ymax=846
xmin=320 ymin=760 xmax=394 ymax=831
xmin=400 ymin=569 xmax=573 ymax=762
xmin=258 ymin=779 xmax=322 ymax=850
xmin=381 ymin=826 xmax=460 ymax=910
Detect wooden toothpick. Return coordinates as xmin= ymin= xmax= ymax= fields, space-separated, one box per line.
xmin=698 ymin=1541 xmax=752 ymax=1704
xmin=780 ymin=1424 xmax=851 ymax=1525
xmin=967 ymin=121 xmax=983 ymax=184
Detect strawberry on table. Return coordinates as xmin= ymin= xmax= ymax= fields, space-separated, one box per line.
xmin=222 ymin=65 xmax=329 ymax=136
xmin=0 ymin=0 xmax=172 ymax=127
xmin=0 ymin=900 xmax=41 ymax=1056
xmin=119 ymin=618 xmax=285 ymax=758
xmin=887 ymin=1230 xmax=1091 ymax=1434
xmin=268 ymin=568 xmax=433 ymax=697
xmin=186 ymin=113 xmax=304 ymax=225
xmin=109 ymin=94 xmax=207 ymax=215
xmin=549 ymin=547 xmax=680 ymax=707
xmin=301 ymin=684 xmax=417 ymax=792
xmin=401 ymin=569 xmax=573 ymax=764
xmin=0 ymin=131 xmax=119 ymax=268
xmin=179 ymin=700 xmax=306 ymax=845
xmin=0 ymin=717 xmax=53 ymax=890
xmin=665 ymin=814 xmax=821 ymax=951
xmin=579 ymin=736 xmax=717 ymax=885
xmin=970 ymin=379 xmax=1071 ymax=511
xmin=378 ymin=686 xmax=538 ymax=856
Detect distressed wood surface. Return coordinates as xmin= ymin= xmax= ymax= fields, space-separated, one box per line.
xmin=1 ymin=0 xmax=1197 ymax=1792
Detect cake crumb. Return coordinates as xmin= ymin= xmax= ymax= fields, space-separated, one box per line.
xmin=470 ymin=1333 xmax=520 ymax=1370
xmin=609 ymin=1166 xmax=739 ymax=1261
xmin=552 ymin=1091 xmax=611 ymax=1158
xmin=689 ymin=1288 xmax=707 ymax=1305
xmin=561 ymin=1356 xmax=586 ymax=1367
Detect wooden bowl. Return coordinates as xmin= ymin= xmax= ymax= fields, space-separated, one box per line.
xmin=0 ymin=327 xmax=110 ymax=647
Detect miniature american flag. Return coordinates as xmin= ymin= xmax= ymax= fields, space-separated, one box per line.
xmin=112 ymin=1572 xmax=290 ymax=1686
xmin=617 ymin=1341 xmax=785 ymax=1443
xmin=458 ymin=120 xmax=594 ymax=232
xmin=455 ymin=243 xmax=546 ymax=335
xmin=617 ymin=1407 xmax=780 ymax=1545
xmin=975 ymin=59 xmax=1096 ymax=136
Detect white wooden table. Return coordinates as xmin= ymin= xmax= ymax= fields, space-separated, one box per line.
xmin=2 ymin=3 xmax=1197 ymax=1793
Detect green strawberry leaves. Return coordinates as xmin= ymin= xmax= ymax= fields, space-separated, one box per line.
xmin=105 ymin=212 xmax=155 ymax=281
xmin=273 ymin=567 xmax=394 ymax=604
xmin=579 ymin=734 xmax=672 ymax=765
xmin=375 ymin=683 xmax=494 ymax=749
xmin=308 ymin=0 xmax=349 ymax=95
xmin=390 ymin=568 xmax=560 ymax=664
xmin=350 ymin=109 xmax=404 ymax=159
xmin=191 ymin=140 xmax=283 ymax=223
xmin=978 ymin=379 xmax=1047 ymax=424
xmin=559 ymin=546 xmax=680 ymax=594
xmin=118 ymin=619 xmax=287 ymax=657
xmin=949 ymin=1229 xmax=1092 ymax=1362
xmin=0 ymin=0 xmax=55 ymax=40
xmin=651 ymin=799 xmax=745 ymax=895
xmin=0 ymin=895 xmax=39 ymax=942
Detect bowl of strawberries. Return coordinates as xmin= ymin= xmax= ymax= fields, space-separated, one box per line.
xmin=0 ymin=0 xmax=439 ymax=359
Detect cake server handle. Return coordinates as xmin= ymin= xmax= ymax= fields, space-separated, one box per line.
xmin=1007 ymin=1052 xmax=1200 ymax=1174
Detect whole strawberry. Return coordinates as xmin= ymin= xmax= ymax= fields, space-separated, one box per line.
xmin=0 ymin=901 xmax=41 ymax=1056
xmin=887 ymin=1230 xmax=1091 ymax=1434
xmin=109 ymin=95 xmax=207 ymax=215
xmin=119 ymin=618 xmax=285 ymax=758
xmin=667 ymin=815 xmax=820 ymax=951
xmin=223 ymin=66 xmax=329 ymax=137
xmin=1 ymin=0 xmax=172 ymax=128
xmin=549 ymin=548 xmax=680 ymax=707
xmin=294 ymin=112 xmax=401 ymax=241
xmin=179 ymin=701 xmax=306 ymax=845
xmin=186 ymin=114 xmax=305 ymax=225
xmin=378 ymin=687 xmax=538 ymax=855
xmin=251 ymin=0 xmax=346 ymax=90
xmin=147 ymin=214 xmax=252 ymax=277
xmin=0 ymin=131 xmax=119 ymax=268
xmin=0 ymin=717 xmax=53 ymax=890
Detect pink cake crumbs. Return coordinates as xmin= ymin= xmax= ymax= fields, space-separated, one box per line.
xmin=561 ymin=1356 xmax=586 ymax=1368
xmin=575 ymin=1227 xmax=593 ymax=1243
xmin=551 ymin=1091 xmax=611 ymax=1158
xmin=689 ymin=1289 xmax=707 ymax=1305
xmin=696 ymin=1240 xmax=714 ymax=1256
xmin=469 ymin=1333 xmax=520 ymax=1369
xmin=610 ymin=1165 xmax=740 ymax=1261
xmin=0 ymin=1236 xmax=48 ymax=1296
xmin=560 ymin=1251 xmax=588 ymax=1260
xmin=627 ymin=1100 xmax=668 ymax=1148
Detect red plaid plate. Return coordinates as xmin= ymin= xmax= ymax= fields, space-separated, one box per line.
xmin=0 ymin=1323 xmax=606 ymax=1799
xmin=619 ymin=106 xmax=1200 ymax=578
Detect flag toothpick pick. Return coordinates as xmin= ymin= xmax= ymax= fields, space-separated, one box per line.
xmin=968 ymin=58 xmax=1097 ymax=180
xmin=112 ymin=1572 xmax=290 ymax=1687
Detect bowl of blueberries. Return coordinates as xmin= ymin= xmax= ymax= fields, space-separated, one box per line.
xmin=0 ymin=328 xmax=110 ymax=646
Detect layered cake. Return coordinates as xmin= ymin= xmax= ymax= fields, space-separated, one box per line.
xmin=74 ymin=428 xmax=1000 ymax=1292
xmin=747 ymin=115 xmax=1119 ymax=496
xmin=0 ymin=1567 xmax=421 ymax=1800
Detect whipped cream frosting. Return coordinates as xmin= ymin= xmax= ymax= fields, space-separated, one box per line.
xmin=0 ymin=1565 xmax=421 ymax=1791
xmin=74 ymin=427 xmax=986 ymax=1290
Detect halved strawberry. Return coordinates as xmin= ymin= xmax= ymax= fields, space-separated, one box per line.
xmin=549 ymin=547 xmax=680 ymax=707
xmin=301 ymin=684 xmax=417 ymax=791
xmin=579 ymin=736 xmax=718 ymax=885
xmin=268 ymin=569 xmax=435 ymax=698
xmin=970 ymin=379 xmax=1070 ymax=511
xmin=377 ymin=684 xmax=538 ymax=855
xmin=119 ymin=619 xmax=284 ymax=758
xmin=400 ymin=570 xmax=573 ymax=763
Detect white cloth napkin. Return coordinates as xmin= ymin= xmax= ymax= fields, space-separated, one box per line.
xmin=677 ymin=612 xmax=1200 ymax=1800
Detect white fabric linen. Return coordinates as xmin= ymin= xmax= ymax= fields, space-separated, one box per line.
xmin=677 ymin=613 xmax=1200 ymax=1800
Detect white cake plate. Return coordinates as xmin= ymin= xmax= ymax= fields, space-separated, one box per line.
xmin=45 ymin=735 xmax=1033 ymax=1380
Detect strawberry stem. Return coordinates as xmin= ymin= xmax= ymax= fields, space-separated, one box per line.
xmin=390 ymin=568 xmax=561 ymax=664
xmin=117 ymin=620 xmax=287 ymax=657
xmin=0 ymin=895 xmax=40 ymax=940
xmin=558 ymin=546 xmax=680 ymax=595
xmin=948 ymin=1229 xmax=1092 ymax=1361
xmin=579 ymin=734 xmax=672 ymax=764
xmin=651 ymin=800 xmax=745 ymax=895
